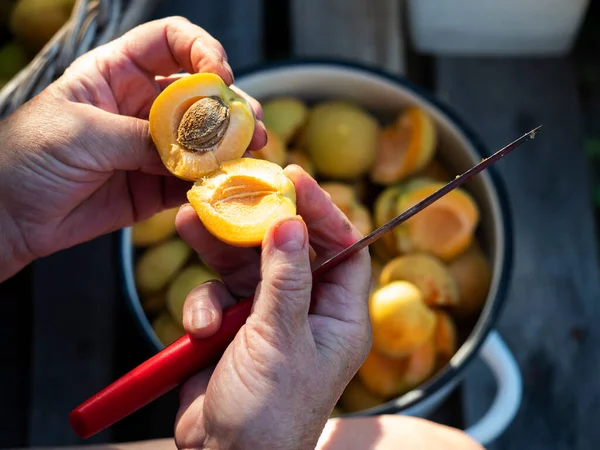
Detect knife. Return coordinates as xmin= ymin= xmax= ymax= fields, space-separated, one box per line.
xmin=69 ymin=125 xmax=542 ymax=439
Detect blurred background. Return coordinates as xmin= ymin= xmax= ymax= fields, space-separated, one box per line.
xmin=0 ymin=0 xmax=599 ymax=449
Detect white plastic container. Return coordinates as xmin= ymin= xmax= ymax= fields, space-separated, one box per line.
xmin=406 ymin=0 xmax=590 ymax=56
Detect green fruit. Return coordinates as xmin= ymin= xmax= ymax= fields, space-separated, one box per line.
xmin=152 ymin=312 xmax=185 ymax=347
xmin=0 ymin=42 xmax=28 ymax=80
xmin=262 ymin=97 xmax=308 ymax=144
xmin=135 ymin=238 xmax=192 ymax=297
xmin=167 ymin=264 xmax=220 ymax=325
xmin=305 ymin=101 xmax=379 ymax=179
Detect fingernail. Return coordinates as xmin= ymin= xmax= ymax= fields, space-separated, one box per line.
xmin=274 ymin=217 xmax=306 ymax=252
xmin=191 ymin=307 xmax=214 ymax=330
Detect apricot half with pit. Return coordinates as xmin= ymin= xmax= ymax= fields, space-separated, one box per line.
xmin=394 ymin=179 xmax=479 ymax=261
xmin=167 ymin=264 xmax=221 ymax=325
xmin=187 ymin=158 xmax=297 ymax=247
xmin=379 ymin=253 xmax=459 ymax=307
xmin=304 ymin=101 xmax=379 ymax=179
xmin=448 ymin=244 xmax=492 ymax=317
xmin=369 ymin=280 xmax=436 ymax=358
xmin=370 ymin=107 xmax=437 ymax=185
xmin=149 ymin=73 xmax=255 ymax=181
xmin=262 ymin=96 xmax=308 ymax=144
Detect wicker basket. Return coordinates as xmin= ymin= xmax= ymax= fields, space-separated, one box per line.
xmin=0 ymin=0 xmax=161 ymax=119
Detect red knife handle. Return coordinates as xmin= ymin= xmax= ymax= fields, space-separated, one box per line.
xmin=69 ymin=296 xmax=253 ymax=439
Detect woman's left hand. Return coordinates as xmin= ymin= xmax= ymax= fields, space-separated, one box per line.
xmin=0 ymin=16 xmax=266 ymax=281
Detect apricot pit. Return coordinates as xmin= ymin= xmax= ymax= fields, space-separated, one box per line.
xmin=149 ymin=73 xmax=255 ymax=180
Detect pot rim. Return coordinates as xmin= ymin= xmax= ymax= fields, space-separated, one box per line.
xmin=118 ymin=58 xmax=514 ymax=415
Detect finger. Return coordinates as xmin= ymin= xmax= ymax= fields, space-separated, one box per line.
xmin=175 ymin=366 xmax=214 ymax=448
xmin=251 ymin=215 xmax=312 ymax=337
xmin=176 ymin=204 xmax=261 ymax=298
xmin=230 ymin=85 xmax=263 ymax=120
xmin=102 ymin=16 xmax=234 ymax=84
xmin=182 ymin=280 xmax=237 ymax=338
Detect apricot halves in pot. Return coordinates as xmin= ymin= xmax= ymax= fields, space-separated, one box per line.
xmin=187 ymin=158 xmax=297 ymax=247
xmin=149 ymin=73 xmax=255 ymax=180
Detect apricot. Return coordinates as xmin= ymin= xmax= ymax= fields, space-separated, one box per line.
xmin=448 ymin=244 xmax=492 ymax=317
xmin=397 ymin=338 xmax=437 ymax=393
xmin=187 ymin=158 xmax=297 ymax=247
xmin=379 ymin=253 xmax=459 ymax=307
xmin=149 ymin=73 xmax=255 ymax=181
xmin=369 ymin=280 xmax=436 ymax=358
xmin=394 ymin=180 xmax=479 ymax=261
xmin=304 ymin=101 xmax=379 ymax=179
xmin=152 ymin=312 xmax=185 ymax=347
xmin=135 ymin=238 xmax=192 ymax=297
xmin=433 ymin=311 xmax=458 ymax=368
xmin=131 ymin=207 xmax=179 ymax=247
xmin=250 ymin=127 xmax=287 ymax=167
xmin=370 ymin=107 xmax=437 ymax=185
xmin=339 ymin=377 xmax=386 ymax=413
xmin=286 ymin=149 xmax=316 ymax=177
xmin=262 ymin=96 xmax=308 ymax=144
xmin=320 ymin=182 xmax=373 ymax=236
xmin=371 ymin=184 xmax=405 ymax=260
xmin=167 ymin=264 xmax=220 ymax=325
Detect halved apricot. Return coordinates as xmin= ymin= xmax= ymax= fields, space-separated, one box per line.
xmin=448 ymin=244 xmax=492 ymax=317
xmin=339 ymin=377 xmax=386 ymax=412
xmin=433 ymin=310 xmax=458 ymax=368
xmin=371 ymin=184 xmax=405 ymax=260
xmin=152 ymin=312 xmax=185 ymax=346
xmin=320 ymin=182 xmax=373 ymax=237
xmin=187 ymin=158 xmax=297 ymax=247
xmin=149 ymin=73 xmax=255 ymax=181
xmin=132 ymin=207 xmax=179 ymax=247
xmin=369 ymin=280 xmax=437 ymax=358
xmin=250 ymin=127 xmax=287 ymax=167
xmin=357 ymin=349 xmax=406 ymax=398
xmin=262 ymin=96 xmax=308 ymax=144
xmin=394 ymin=180 xmax=479 ymax=261
xmin=370 ymin=107 xmax=437 ymax=185
xmin=379 ymin=253 xmax=459 ymax=306
xmin=398 ymin=338 xmax=437 ymax=393
xmin=286 ymin=149 xmax=316 ymax=177
xmin=304 ymin=101 xmax=380 ymax=179
xmin=135 ymin=238 xmax=192 ymax=297
xmin=167 ymin=264 xmax=221 ymax=325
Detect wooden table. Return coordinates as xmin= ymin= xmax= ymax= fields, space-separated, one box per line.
xmin=1 ymin=1 xmax=599 ymax=449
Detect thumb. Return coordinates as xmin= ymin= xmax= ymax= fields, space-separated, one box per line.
xmin=82 ymin=106 xmax=167 ymax=174
xmin=252 ymin=216 xmax=313 ymax=337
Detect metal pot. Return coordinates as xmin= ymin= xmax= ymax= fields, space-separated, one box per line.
xmin=119 ymin=60 xmax=522 ymax=447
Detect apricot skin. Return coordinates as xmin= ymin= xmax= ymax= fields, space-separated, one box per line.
xmin=187 ymin=158 xmax=297 ymax=247
xmin=149 ymin=73 xmax=255 ymax=181
xmin=434 ymin=311 xmax=458 ymax=368
xmin=448 ymin=244 xmax=492 ymax=317
xmin=152 ymin=312 xmax=185 ymax=347
xmin=262 ymin=97 xmax=308 ymax=144
xmin=369 ymin=280 xmax=437 ymax=358
xmin=287 ymin=149 xmax=316 ymax=177
xmin=167 ymin=264 xmax=220 ymax=325
xmin=379 ymin=253 xmax=459 ymax=307
xmin=131 ymin=208 xmax=178 ymax=247
xmin=304 ymin=101 xmax=379 ymax=179
xmin=320 ymin=182 xmax=373 ymax=236
xmin=250 ymin=127 xmax=287 ymax=167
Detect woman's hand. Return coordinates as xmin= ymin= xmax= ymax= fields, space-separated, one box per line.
xmin=173 ymin=165 xmax=373 ymax=449
xmin=0 ymin=16 xmax=266 ymax=281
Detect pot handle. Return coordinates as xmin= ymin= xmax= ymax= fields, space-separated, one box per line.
xmin=463 ymin=330 xmax=522 ymax=445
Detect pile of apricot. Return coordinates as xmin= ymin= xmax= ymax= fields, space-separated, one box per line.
xmin=129 ymin=73 xmax=494 ymax=416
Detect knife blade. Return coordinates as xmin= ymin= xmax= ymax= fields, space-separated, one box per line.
xmin=69 ymin=126 xmax=542 ymax=439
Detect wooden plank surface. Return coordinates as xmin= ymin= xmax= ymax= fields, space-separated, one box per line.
xmin=436 ymin=57 xmax=600 ymax=449
xmin=290 ymin=0 xmax=406 ymax=74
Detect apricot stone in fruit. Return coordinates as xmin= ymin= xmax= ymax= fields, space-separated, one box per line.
xmin=250 ymin=127 xmax=287 ymax=167
xmin=339 ymin=377 xmax=386 ymax=413
xmin=286 ymin=149 xmax=316 ymax=177
xmin=187 ymin=158 xmax=297 ymax=247
xmin=135 ymin=238 xmax=192 ymax=297
xmin=370 ymin=107 xmax=437 ymax=185
xmin=152 ymin=312 xmax=185 ymax=347
xmin=433 ymin=311 xmax=458 ymax=368
xmin=394 ymin=179 xmax=479 ymax=261
xmin=369 ymin=280 xmax=437 ymax=358
xmin=320 ymin=182 xmax=373 ymax=236
xmin=131 ymin=207 xmax=179 ymax=247
xmin=304 ymin=101 xmax=379 ymax=179
xmin=379 ymin=253 xmax=459 ymax=307
xmin=448 ymin=244 xmax=492 ymax=317
xmin=167 ymin=264 xmax=220 ymax=325
xmin=262 ymin=97 xmax=308 ymax=144
xmin=149 ymin=73 xmax=255 ymax=181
